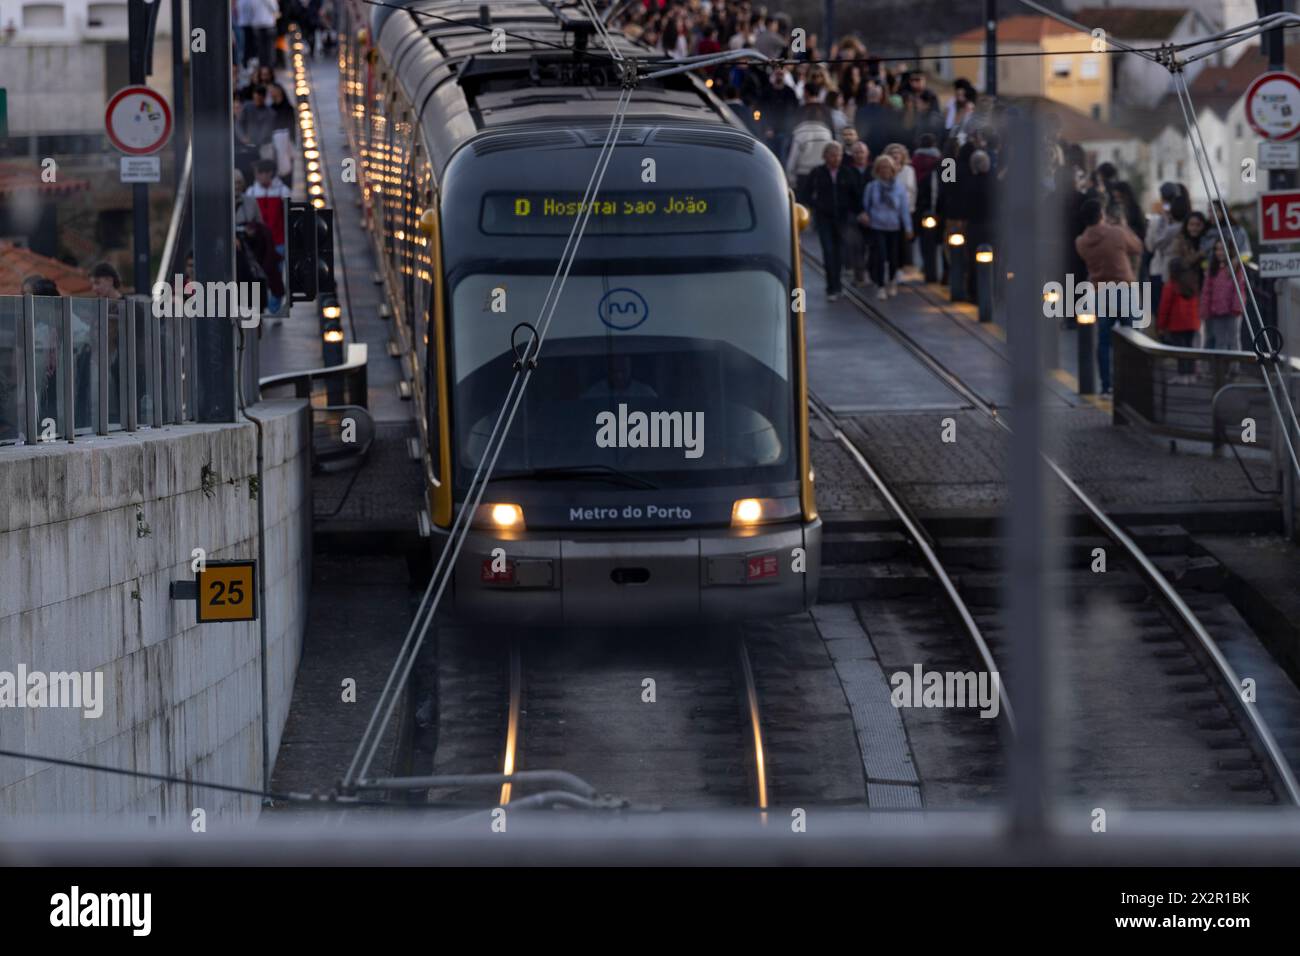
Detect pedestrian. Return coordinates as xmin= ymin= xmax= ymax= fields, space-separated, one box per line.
xmin=841 ymin=141 xmax=872 ymax=287
xmin=237 ymin=84 xmax=276 ymax=156
xmin=242 ymin=0 xmax=279 ymax=69
xmin=1108 ymin=180 xmax=1146 ymax=241
xmin=858 ymin=154 xmax=912 ymax=299
xmin=825 ymin=90 xmax=849 ymax=138
xmin=1173 ymin=211 xmax=1208 ymax=287
xmin=89 ymin=262 xmax=124 ymax=299
xmin=758 ymin=65 xmax=798 ymax=160
xmin=247 ymin=159 xmax=292 ymax=312
xmin=885 ymin=143 xmax=917 ymax=270
xmin=1145 ymin=181 xmax=1189 ymax=311
xmin=785 ymin=93 xmax=834 ymax=205
xmin=1201 ymin=201 xmax=1252 ymax=262
xmin=807 ymin=142 xmax=849 ymax=301
xmin=1200 ymin=238 xmax=1245 ymax=352
xmin=1157 ymin=257 xmax=1201 ymax=382
xmin=1074 ymin=198 xmax=1142 ymax=393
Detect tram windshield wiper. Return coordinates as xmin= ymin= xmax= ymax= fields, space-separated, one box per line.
xmin=488 ymin=465 xmax=658 ymax=489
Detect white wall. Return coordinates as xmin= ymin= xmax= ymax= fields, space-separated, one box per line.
xmin=0 ymin=399 xmax=311 ymax=821
xmin=0 ymin=0 xmax=173 ymax=40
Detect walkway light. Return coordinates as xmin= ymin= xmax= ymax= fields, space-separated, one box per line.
xmin=921 ymin=214 xmax=938 ymax=229
xmin=975 ymin=244 xmax=993 ymax=263
xmin=947 ymin=232 xmax=966 ymax=247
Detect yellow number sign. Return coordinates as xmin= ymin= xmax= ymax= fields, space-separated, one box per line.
xmin=196 ymin=561 xmax=257 ymax=623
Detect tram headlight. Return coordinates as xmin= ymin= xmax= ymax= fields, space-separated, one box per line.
xmin=730 ymin=496 xmax=801 ymax=527
xmin=473 ymin=502 xmax=526 ymax=532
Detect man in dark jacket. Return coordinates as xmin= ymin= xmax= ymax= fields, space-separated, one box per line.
xmin=839 ymin=141 xmax=872 ymax=285
xmin=807 ymin=142 xmax=849 ymax=300
xmin=758 ymin=66 xmax=798 ymax=160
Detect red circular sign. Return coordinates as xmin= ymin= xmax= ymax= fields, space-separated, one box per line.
xmin=1245 ymin=71 xmax=1300 ymax=142
xmin=104 ymin=85 xmax=173 ymax=155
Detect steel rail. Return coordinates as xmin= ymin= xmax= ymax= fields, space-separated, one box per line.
xmin=804 ymin=250 xmax=1300 ymax=805
xmin=499 ymin=642 xmax=524 ymax=806
xmin=735 ymin=638 xmax=770 ymax=815
xmin=808 ymin=393 xmax=1017 ymax=737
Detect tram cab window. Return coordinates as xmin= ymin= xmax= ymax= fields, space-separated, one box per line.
xmin=450 ymin=268 xmax=795 ymax=488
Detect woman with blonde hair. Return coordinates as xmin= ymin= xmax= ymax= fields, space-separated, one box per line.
xmin=884 ymin=142 xmax=917 ymax=270
xmin=858 ymin=154 xmax=913 ymax=298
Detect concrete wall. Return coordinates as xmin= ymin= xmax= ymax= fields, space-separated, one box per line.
xmin=0 ymin=399 xmax=311 ymax=821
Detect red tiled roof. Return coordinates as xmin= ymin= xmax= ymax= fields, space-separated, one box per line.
xmin=0 ymin=161 xmax=91 ymax=198
xmin=953 ymin=15 xmax=1077 ymax=44
xmin=1075 ymin=7 xmax=1190 ymax=39
xmin=0 ymin=243 xmax=94 ymax=296
xmin=1014 ymin=96 xmax=1130 ymax=143
xmin=1191 ymin=43 xmax=1300 ymax=102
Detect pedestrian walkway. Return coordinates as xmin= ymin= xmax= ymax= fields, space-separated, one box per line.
xmin=257 ymin=47 xmax=425 ymax=543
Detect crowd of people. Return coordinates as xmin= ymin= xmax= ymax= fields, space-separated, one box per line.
xmin=616 ymin=1 xmax=1258 ymax=393
xmin=1065 ymin=164 xmax=1254 ymax=392
xmin=614 ymin=2 xmax=998 ymax=302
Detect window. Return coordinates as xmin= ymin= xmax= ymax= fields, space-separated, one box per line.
xmin=87 ymin=3 xmax=129 ymax=30
xmin=1080 ymin=56 xmax=1100 ymax=80
xmin=1236 ymin=122 xmax=1244 ymax=138
xmin=21 ymin=2 xmax=65 ymax=28
xmin=1051 ymin=57 xmax=1072 ymax=79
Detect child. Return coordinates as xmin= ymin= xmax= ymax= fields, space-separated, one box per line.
xmin=1200 ymin=238 xmax=1245 ymax=352
xmin=246 ymin=159 xmax=292 ymax=313
xmin=1157 ymin=257 xmax=1200 ymax=383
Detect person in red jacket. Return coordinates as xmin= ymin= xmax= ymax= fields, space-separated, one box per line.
xmin=1200 ymin=238 xmax=1246 ymax=352
xmin=1157 ymin=257 xmax=1200 ymax=382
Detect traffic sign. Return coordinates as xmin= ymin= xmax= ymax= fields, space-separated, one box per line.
xmin=1258 ymin=251 xmax=1300 ymax=278
xmin=104 ymin=85 xmax=172 ymax=156
xmin=195 ymin=560 xmax=258 ymax=623
xmin=1260 ymin=140 xmax=1300 ymax=169
xmin=1246 ymin=72 xmax=1300 ymax=142
xmin=120 ymin=155 xmax=161 ymax=183
xmin=1258 ymin=190 xmax=1300 ymax=244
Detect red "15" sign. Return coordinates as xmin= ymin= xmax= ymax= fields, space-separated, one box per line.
xmin=1259 ymin=190 xmax=1300 ymax=244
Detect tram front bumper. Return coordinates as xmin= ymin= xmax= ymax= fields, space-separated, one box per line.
xmin=452 ymin=520 xmax=821 ymax=627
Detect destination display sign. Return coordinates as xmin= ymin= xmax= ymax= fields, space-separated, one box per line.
xmin=480 ymin=189 xmax=755 ymax=236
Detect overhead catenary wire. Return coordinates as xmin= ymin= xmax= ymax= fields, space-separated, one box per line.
xmin=343 ymin=85 xmax=635 ymax=791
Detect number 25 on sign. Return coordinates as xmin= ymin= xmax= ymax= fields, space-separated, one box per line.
xmin=197 ymin=561 xmax=257 ymax=623
xmin=1259 ymin=190 xmax=1300 ymax=244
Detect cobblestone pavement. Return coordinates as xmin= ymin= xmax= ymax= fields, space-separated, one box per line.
xmin=849 ymin=405 xmax=1275 ymax=514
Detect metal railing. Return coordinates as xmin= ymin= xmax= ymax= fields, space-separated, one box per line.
xmin=260 ymin=342 xmax=372 ymax=471
xmin=1113 ymin=325 xmax=1299 ymax=454
xmin=259 ymin=342 xmax=369 ymax=407
xmin=0 ymin=294 xmax=194 ymax=446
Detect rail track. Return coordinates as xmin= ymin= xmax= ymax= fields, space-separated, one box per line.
xmin=804 ymin=250 xmax=1300 ymax=807
xmin=428 ymin=624 xmax=773 ymax=812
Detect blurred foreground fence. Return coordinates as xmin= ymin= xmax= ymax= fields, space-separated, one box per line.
xmin=0 ymin=294 xmax=195 ymax=446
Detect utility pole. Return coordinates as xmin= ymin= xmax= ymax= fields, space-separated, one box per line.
xmin=1258 ymin=0 xmax=1297 ymax=539
xmin=171 ymin=0 xmax=186 ymax=189
xmin=985 ymin=0 xmax=997 ymax=97
xmin=190 ymin=0 xmax=238 ymax=423
xmin=127 ymin=0 xmax=161 ymax=294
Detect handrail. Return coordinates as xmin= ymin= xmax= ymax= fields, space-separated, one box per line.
xmin=258 ymin=342 xmax=368 ymax=394
xmin=1114 ymin=326 xmax=1300 ymax=371
xmin=155 ymin=144 xmax=193 ymax=291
